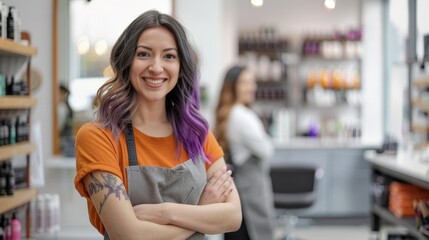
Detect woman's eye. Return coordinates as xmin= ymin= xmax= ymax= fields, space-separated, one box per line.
xmin=137 ymin=51 xmax=149 ymax=57
xmin=164 ymin=54 xmax=177 ymax=60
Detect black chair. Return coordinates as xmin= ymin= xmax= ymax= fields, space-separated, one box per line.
xmin=270 ymin=165 xmax=323 ymax=240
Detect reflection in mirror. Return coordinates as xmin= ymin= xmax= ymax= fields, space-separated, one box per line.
xmin=53 ymin=0 xmax=173 ymax=156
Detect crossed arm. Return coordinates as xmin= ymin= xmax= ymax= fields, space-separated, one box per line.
xmin=83 ymin=158 xmax=241 ymax=240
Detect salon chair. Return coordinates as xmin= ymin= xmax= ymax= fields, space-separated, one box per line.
xmin=270 ymin=165 xmax=323 ymax=240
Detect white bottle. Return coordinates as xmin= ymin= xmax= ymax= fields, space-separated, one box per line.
xmin=12 ymin=8 xmax=20 ymax=42
xmin=53 ymin=194 xmax=60 ymax=232
xmin=36 ymin=194 xmax=46 ymax=233
xmin=44 ymin=194 xmax=54 ymax=234
xmin=1 ymin=3 xmax=7 ymax=38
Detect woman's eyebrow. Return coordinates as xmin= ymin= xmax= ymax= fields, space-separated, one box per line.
xmin=136 ymin=45 xmax=177 ymax=52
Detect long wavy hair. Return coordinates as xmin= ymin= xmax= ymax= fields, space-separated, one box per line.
xmin=214 ymin=66 xmax=247 ymax=162
xmin=95 ymin=10 xmax=209 ymax=163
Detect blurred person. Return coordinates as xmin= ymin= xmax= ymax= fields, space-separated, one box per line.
xmin=58 ymin=84 xmax=73 ymax=137
xmin=215 ymin=66 xmax=276 ymax=240
xmin=74 ymin=10 xmax=242 ymax=240
xmin=58 ymin=84 xmax=75 ymax=156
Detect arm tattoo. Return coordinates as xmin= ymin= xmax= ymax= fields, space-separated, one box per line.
xmin=87 ymin=172 xmax=129 ymax=214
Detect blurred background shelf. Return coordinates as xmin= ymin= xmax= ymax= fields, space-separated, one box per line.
xmin=0 ymin=188 xmax=38 ymax=214
xmin=0 ymin=96 xmax=37 ymax=109
xmin=0 ymin=142 xmax=36 ymax=162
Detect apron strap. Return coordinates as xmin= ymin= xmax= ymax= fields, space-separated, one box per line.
xmin=125 ymin=122 xmax=138 ymax=166
xmin=104 ymin=123 xmax=137 ymax=240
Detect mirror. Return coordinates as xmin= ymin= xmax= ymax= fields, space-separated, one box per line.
xmin=52 ymin=0 xmax=174 ymax=156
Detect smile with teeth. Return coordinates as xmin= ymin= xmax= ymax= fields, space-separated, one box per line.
xmin=144 ymin=78 xmax=166 ymax=85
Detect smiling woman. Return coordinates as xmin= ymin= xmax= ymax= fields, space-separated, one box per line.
xmin=52 ymin=0 xmax=174 ymax=156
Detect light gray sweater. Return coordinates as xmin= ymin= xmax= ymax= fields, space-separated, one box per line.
xmin=227 ymin=103 xmax=274 ymax=166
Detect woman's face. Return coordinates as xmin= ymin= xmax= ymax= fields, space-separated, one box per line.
xmin=236 ymin=70 xmax=257 ymax=105
xmin=130 ymin=26 xmax=180 ymax=104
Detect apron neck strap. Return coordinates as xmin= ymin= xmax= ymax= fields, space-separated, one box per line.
xmin=125 ymin=122 xmax=138 ymax=166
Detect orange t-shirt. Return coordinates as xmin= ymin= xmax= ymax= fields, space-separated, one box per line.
xmin=74 ymin=122 xmax=224 ymax=234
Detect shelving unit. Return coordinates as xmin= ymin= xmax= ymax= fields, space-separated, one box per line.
xmin=0 ymin=142 xmax=36 ymax=162
xmin=372 ymin=205 xmax=426 ymax=240
xmin=0 ymin=188 xmax=38 ymax=214
xmin=0 ymin=33 xmax=38 ymax=238
xmin=366 ymin=151 xmax=429 ymax=240
xmin=0 ymin=96 xmax=37 ymax=109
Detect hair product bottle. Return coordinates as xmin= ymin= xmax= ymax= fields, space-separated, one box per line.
xmin=10 ymin=212 xmax=21 ymax=240
xmin=0 ymin=162 xmax=6 ymax=196
xmin=6 ymin=6 xmax=13 ymax=40
xmin=5 ymin=161 xmax=15 ymax=195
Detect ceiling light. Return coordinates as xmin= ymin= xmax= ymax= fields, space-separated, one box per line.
xmin=251 ymin=0 xmax=263 ymax=8
xmin=324 ymin=0 xmax=336 ymax=9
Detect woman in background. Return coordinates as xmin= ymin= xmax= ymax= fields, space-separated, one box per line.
xmin=215 ymin=65 xmax=276 ymax=240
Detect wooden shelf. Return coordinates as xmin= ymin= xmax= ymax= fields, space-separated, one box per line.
xmin=0 ymin=188 xmax=38 ymax=214
xmin=372 ymin=205 xmax=426 ymax=240
xmin=0 ymin=96 xmax=37 ymax=109
xmin=412 ymin=99 xmax=429 ymax=112
xmin=412 ymin=124 xmax=429 ymax=133
xmin=414 ymin=79 xmax=429 ymax=87
xmin=0 ymin=142 xmax=36 ymax=162
xmin=0 ymin=38 xmax=37 ymax=57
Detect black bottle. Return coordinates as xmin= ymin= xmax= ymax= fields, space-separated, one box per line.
xmin=0 ymin=162 xmax=6 ymax=196
xmin=5 ymin=161 xmax=14 ymax=195
xmin=7 ymin=118 xmax=15 ymax=145
xmin=6 ymin=76 xmax=13 ymax=96
xmin=0 ymin=215 xmax=5 ymax=240
xmin=0 ymin=120 xmax=4 ymax=146
xmin=6 ymin=6 xmax=14 ymax=40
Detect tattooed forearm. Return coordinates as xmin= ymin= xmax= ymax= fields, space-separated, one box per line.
xmin=87 ymin=172 xmax=129 ymax=214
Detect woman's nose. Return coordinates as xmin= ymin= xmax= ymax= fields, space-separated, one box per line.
xmin=148 ymin=60 xmax=164 ymax=74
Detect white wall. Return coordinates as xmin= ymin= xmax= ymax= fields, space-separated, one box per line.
xmin=361 ymin=0 xmax=383 ymax=145
xmin=175 ymin=0 xmax=236 ymax=126
xmin=235 ymin=0 xmax=361 ymax=48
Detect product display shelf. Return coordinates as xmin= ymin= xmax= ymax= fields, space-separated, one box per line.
xmin=0 ymin=33 xmax=37 ymax=238
xmin=413 ymin=79 xmax=429 ymax=87
xmin=0 ymin=38 xmax=37 ymax=76
xmin=0 ymin=38 xmax=37 ymax=56
xmin=366 ymin=151 xmax=429 ymax=239
xmin=412 ymin=99 xmax=429 ymax=112
xmin=0 ymin=188 xmax=38 ymax=215
xmin=372 ymin=205 xmax=426 ymax=240
xmin=0 ymin=141 xmax=36 ymax=162
xmin=0 ymin=96 xmax=37 ymax=109
xmin=412 ymin=124 xmax=429 ymax=133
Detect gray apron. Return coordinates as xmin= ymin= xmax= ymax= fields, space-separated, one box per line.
xmin=104 ymin=124 xmax=207 ymax=240
xmin=233 ymin=155 xmax=276 ymax=240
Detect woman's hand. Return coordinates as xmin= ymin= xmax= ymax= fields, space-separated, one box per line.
xmin=198 ymin=166 xmax=233 ymax=205
xmin=133 ymin=203 xmax=170 ymax=225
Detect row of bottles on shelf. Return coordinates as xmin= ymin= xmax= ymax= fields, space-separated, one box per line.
xmin=0 ymin=161 xmax=15 ymax=196
xmin=301 ymin=28 xmax=362 ymax=59
xmin=0 ymin=115 xmax=30 ymax=146
xmin=258 ymin=108 xmax=361 ymax=142
xmin=0 ymin=75 xmax=28 ymax=96
xmin=238 ymin=54 xmax=284 ymax=82
xmin=0 ymin=2 xmax=21 ymax=41
xmin=239 ymin=26 xmax=290 ymax=52
xmin=31 ymin=194 xmax=60 ymax=234
xmin=0 ymin=212 xmax=21 ymax=240
xmin=306 ymin=67 xmax=361 ymax=90
xmin=305 ymin=87 xmax=362 ymax=107
xmin=255 ymin=86 xmax=286 ymax=101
